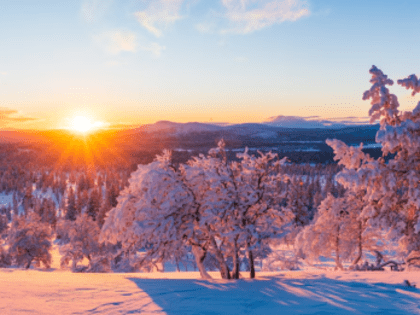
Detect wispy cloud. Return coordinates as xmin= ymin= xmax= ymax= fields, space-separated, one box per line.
xmin=135 ymin=0 xmax=185 ymax=37
xmin=221 ymin=0 xmax=310 ymax=34
xmin=94 ymin=30 xmax=137 ymax=55
xmin=80 ymin=0 xmax=113 ymax=23
xmin=0 ymin=108 xmax=37 ymax=126
xmin=94 ymin=30 xmax=166 ymax=57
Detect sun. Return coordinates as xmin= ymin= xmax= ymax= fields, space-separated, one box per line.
xmin=70 ymin=116 xmax=92 ymax=133
xmin=68 ymin=116 xmax=104 ymax=134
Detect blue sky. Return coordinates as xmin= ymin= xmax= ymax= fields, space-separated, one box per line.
xmin=1 ymin=0 xmax=420 ymax=129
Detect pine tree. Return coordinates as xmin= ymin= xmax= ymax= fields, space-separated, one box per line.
xmin=40 ymin=198 xmax=57 ymax=229
xmin=87 ymin=188 xmax=101 ymax=221
xmin=107 ymin=183 xmax=119 ymax=208
xmin=22 ymin=184 xmax=33 ymax=216
xmin=65 ymin=187 xmax=77 ymax=221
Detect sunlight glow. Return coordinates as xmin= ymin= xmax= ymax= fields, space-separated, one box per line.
xmin=68 ymin=116 xmax=104 ymax=134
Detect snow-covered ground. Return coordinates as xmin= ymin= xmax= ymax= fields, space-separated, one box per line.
xmin=2 ymin=266 xmax=420 ymax=314
xmin=1 ymin=246 xmax=419 ymax=314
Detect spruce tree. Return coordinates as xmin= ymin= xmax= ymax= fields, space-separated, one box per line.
xmin=65 ymin=188 xmax=77 ymax=221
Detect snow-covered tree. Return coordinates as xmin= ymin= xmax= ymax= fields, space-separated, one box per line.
xmin=285 ymin=176 xmax=313 ymax=228
xmin=183 ymin=143 xmax=292 ymax=278
xmin=296 ymin=194 xmax=347 ymax=269
xmin=296 ymin=191 xmax=381 ymax=269
xmin=326 ymin=65 xmax=420 ymax=264
xmin=101 ymin=143 xmax=292 ymax=279
xmin=59 ymin=213 xmax=109 ymax=272
xmin=8 ymin=213 xmax=52 ymax=269
xmin=235 ymin=148 xmax=292 ymax=277
xmin=101 ymin=150 xmax=200 ymax=275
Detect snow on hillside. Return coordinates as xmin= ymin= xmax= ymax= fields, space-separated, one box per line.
xmin=263 ymin=115 xmax=369 ymax=129
xmin=264 ymin=115 xmax=329 ymax=128
xmin=1 ymin=268 xmax=420 ymax=314
xmin=0 ymin=193 xmax=12 ymax=207
xmin=143 ymin=121 xmax=222 ymax=135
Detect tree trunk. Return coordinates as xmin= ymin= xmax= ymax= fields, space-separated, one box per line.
xmin=335 ymin=225 xmax=343 ymax=270
xmin=352 ymin=221 xmax=363 ymax=266
xmin=113 ymin=251 xmax=123 ymax=266
xmin=210 ymin=237 xmax=231 ymax=279
xmin=248 ymin=249 xmax=255 ymax=279
xmin=192 ymin=245 xmax=212 ymax=279
xmin=232 ymin=239 xmax=240 ymax=279
xmin=152 ymin=262 xmax=164 ymax=272
xmin=406 ymin=208 xmax=416 ymax=253
xmin=25 ymin=258 xmax=32 ymax=269
xmin=215 ymin=250 xmax=231 ymax=279
xmin=175 ymin=258 xmax=180 ymax=272
xmin=72 ymin=259 xmax=78 ymax=271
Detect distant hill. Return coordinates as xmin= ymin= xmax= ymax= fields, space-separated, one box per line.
xmin=125 ymin=120 xmax=379 ymax=143
xmin=0 ymin=122 xmax=380 ymax=146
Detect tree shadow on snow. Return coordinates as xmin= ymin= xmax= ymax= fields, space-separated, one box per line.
xmin=128 ymin=274 xmax=420 ymax=315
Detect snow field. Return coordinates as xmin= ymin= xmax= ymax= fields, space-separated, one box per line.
xmin=2 ymin=269 xmax=420 ymax=314
xmin=2 ymin=244 xmax=420 ymax=315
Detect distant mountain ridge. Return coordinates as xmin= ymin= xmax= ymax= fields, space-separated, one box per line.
xmin=137 ymin=119 xmax=376 ymax=138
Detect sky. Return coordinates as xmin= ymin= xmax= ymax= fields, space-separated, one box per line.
xmin=1 ymin=0 xmax=420 ymax=130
